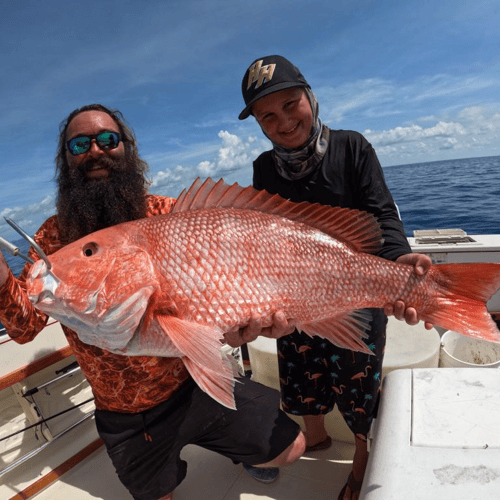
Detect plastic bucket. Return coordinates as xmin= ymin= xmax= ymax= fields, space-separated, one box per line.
xmin=382 ymin=317 xmax=441 ymax=378
xmin=439 ymin=330 xmax=500 ymax=368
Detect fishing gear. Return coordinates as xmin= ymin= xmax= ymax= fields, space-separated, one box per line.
xmin=4 ymin=217 xmax=52 ymax=269
xmin=0 ymin=235 xmax=34 ymax=264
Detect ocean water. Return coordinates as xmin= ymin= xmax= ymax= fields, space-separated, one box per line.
xmin=3 ymin=155 xmax=500 ymax=278
xmin=384 ymin=155 xmax=500 ymax=237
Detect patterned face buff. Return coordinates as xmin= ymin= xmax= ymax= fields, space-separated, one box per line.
xmin=269 ymin=88 xmax=330 ymax=181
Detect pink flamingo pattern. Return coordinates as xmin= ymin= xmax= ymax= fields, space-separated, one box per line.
xmin=291 ymin=342 xmax=313 ymax=361
xmin=305 ymin=371 xmax=323 ymax=389
xmin=297 ymin=395 xmax=316 ymax=409
xmin=351 ymin=365 xmax=372 ymax=391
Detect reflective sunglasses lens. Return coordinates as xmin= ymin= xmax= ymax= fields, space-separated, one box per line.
xmin=67 ymin=131 xmax=121 ymax=155
xmin=68 ymin=137 xmax=91 ymax=155
xmin=97 ymin=132 xmax=120 ymax=150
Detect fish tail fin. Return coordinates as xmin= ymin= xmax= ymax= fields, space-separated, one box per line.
xmin=424 ymin=263 xmax=500 ymax=342
xmin=157 ymin=315 xmax=237 ymax=409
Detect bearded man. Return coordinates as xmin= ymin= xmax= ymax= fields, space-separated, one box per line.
xmin=55 ymin=104 xmax=150 ymax=244
xmin=0 ymin=104 xmax=305 ymax=500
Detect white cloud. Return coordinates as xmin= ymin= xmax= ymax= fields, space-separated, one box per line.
xmin=364 ymin=121 xmax=466 ymax=146
xmin=0 ymin=195 xmax=56 ymax=240
xmin=150 ymin=131 xmax=270 ymax=195
xmin=364 ymin=106 xmax=500 ymax=165
xmin=150 ymin=165 xmax=193 ymax=189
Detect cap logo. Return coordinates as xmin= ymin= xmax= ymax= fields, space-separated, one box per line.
xmin=246 ymin=60 xmax=276 ymax=90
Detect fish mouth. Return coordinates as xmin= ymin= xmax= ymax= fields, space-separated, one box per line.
xmin=27 ymin=260 xmax=61 ymax=309
xmin=35 ymin=289 xmax=56 ymax=307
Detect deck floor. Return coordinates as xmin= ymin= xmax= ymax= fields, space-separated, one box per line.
xmin=35 ymin=438 xmax=355 ymax=499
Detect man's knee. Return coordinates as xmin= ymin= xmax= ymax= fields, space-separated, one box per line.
xmin=158 ymin=493 xmax=173 ymax=500
xmin=284 ymin=430 xmax=307 ymax=464
xmin=263 ymin=430 xmax=306 ymax=467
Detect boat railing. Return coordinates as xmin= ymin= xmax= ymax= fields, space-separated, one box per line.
xmin=0 ymin=325 xmax=97 ymax=480
xmin=0 ymin=408 xmax=94 ymax=478
xmin=0 ymin=326 xmax=9 ymax=344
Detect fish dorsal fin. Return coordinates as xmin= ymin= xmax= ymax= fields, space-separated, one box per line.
xmin=173 ymin=177 xmax=383 ymax=254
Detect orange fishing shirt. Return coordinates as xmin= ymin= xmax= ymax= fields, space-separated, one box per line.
xmin=0 ymin=195 xmax=190 ymax=413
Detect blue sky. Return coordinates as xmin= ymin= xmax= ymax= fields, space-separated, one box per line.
xmin=1 ymin=0 xmax=499 ymax=239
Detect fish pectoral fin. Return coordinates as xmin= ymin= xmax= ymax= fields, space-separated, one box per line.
xmin=156 ymin=315 xmax=236 ymax=409
xmin=297 ymin=310 xmax=373 ymax=354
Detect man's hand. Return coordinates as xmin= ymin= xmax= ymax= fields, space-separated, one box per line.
xmin=223 ymin=310 xmax=294 ymax=347
xmin=384 ymin=253 xmax=434 ymax=329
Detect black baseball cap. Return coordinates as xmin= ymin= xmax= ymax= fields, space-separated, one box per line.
xmin=238 ymin=55 xmax=309 ymax=120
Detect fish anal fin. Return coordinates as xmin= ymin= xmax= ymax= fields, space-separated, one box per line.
xmin=156 ymin=315 xmax=236 ymax=409
xmin=297 ymin=311 xmax=373 ymax=354
xmin=172 ymin=178 xmax=383 ymax=254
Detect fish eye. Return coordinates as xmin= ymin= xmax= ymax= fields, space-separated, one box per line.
xmin=82 ymin=242 xmax=99 ymax=257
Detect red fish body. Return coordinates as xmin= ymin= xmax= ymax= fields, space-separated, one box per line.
xmin=27 ymin=178 xmax=500 ymax=409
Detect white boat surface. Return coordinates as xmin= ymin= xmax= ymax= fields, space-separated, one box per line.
xmin=1 ymin=229 xmax=499 ymax=499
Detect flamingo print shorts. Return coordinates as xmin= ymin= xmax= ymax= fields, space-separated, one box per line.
xmin=276 ymin=308 xmax=387 ymax=438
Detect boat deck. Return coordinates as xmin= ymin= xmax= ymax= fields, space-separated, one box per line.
xmin=34 ymin=436 xmax=355 ymax=500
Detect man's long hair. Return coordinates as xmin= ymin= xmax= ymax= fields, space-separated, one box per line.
xmin=55 ymin=104 xmax=151 ymax=243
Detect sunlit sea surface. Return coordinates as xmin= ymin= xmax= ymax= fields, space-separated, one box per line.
xmin=4 ymin=155 xmax=500 ymax=278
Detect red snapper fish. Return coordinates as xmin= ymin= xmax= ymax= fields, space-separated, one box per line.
xmin=27 ymin=178 xmax=500 ymax=409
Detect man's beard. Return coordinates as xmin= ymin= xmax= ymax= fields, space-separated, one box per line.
xmin=56 ymin=153 xmax=148 ymax=244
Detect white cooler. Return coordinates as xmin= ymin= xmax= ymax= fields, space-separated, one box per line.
xmin=361 ymin=368 xmax=500 ymax=499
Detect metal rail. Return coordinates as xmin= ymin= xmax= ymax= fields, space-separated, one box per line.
xmin=0 ymin=411 xmax=95 ymax=478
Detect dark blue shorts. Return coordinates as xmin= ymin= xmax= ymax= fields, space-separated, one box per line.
xmin=95 ymin=377 xmax=301 ymax=500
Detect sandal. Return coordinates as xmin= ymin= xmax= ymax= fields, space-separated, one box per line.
xmin=305 ymin=435 xmax=332 ymax=452
xmin=338 ymin=471 xmax=363 ymax=500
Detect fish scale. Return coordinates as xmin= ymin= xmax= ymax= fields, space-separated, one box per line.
xmin=26 ymin=177 xmax=500 ymax=409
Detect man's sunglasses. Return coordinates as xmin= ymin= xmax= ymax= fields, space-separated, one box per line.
xmin=66 ymin=131 xmax=122 ymax=156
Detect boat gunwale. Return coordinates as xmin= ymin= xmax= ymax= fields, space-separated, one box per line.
xmin=0 ymin=345 xmax=74 ymax=391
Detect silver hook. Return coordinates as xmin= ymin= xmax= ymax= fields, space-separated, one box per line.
xmin=4 ymin=218 xmax=52 ymax=270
